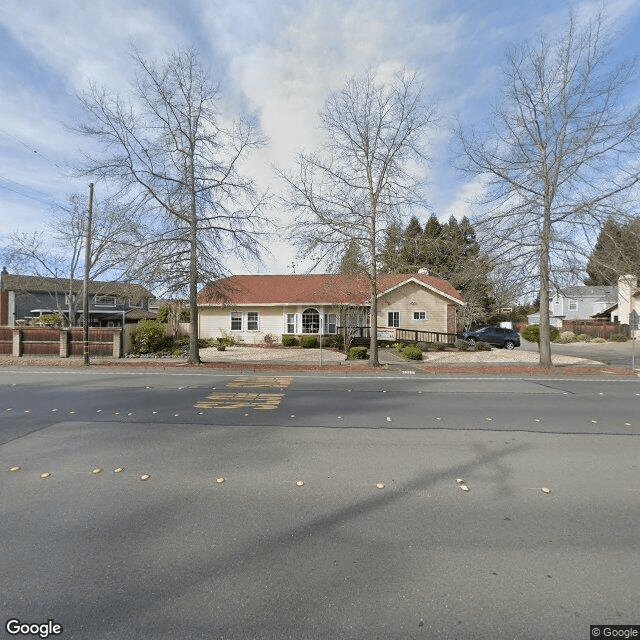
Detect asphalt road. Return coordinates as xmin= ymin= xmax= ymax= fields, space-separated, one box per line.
xmin=1 ymin=368 xmax=639 ymax=640
xmin=520 ymin=337 xmax=639 ymax=368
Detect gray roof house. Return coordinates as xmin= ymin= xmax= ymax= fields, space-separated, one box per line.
xmin=0 ymin=268 xmax=153 ymax=327
xmin=528 ymin=285 xmax=618 ymax=328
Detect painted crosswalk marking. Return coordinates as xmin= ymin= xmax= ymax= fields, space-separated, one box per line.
xmin=195 ymin=392 xmax=284 ymax=410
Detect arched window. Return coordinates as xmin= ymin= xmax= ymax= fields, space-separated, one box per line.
xmin=302 ymin=308 xmax=320 ymax=333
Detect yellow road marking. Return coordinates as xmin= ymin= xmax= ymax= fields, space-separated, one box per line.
xmin=195 ymin=391 xmax=284 ymax=410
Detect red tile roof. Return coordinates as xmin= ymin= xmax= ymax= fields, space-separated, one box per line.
xmin=198 ymin=273 xmax=463 ymax=306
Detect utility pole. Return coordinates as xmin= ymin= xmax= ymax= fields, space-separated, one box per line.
xmin=83 ymin=183 xmax=94 ymax=366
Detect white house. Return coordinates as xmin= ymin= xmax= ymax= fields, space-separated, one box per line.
xmin=197 ymin=273 xmax=464 ymax=343
xmin=606 ymin=275 xmax=640 ymax=339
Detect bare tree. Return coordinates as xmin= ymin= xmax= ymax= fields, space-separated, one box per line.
xmin=457 ymin=10 xmax=640 ymax=366
xmin=280 ymin=70 xmax=436 ymax=366
xmin=2 ymin=192 xmax=141 ymax=325
xmin=75 ymin=48 xmax=270 ymax=363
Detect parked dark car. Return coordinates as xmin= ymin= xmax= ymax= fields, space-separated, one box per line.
xmin=457 ymin=325 xmax=521 ymax=350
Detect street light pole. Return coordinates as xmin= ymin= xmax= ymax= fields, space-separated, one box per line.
xmin=83 ymin=183 xmax=94 ymax=366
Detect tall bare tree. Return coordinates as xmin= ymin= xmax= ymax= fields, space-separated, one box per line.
xmin=1 ymin=192 xmax=141 ymax=325
xmin=458 ymin=10 xmax=640 ymax=366
xmin=280 ymin=70 xmax=436 ymax=366
xmin=75 ymin=48 xmax=269 ymax=363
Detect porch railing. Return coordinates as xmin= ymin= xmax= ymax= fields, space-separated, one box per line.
xmin=338 ymin=326 xmax=456 ymax=345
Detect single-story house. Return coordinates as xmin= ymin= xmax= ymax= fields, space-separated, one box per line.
xmin=528 ymin=284 xmax=618 ymax=327
xmin=0 ymin=268 xmax=153 ymax=327
xmin=197 ymin=273 xmax=464 ymax=343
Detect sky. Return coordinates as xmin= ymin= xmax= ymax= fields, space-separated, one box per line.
xmin=1 ymin=0 xmax=640 ymax=278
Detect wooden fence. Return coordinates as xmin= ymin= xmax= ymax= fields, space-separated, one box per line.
xmin=561 ymin=319 xmax=627 ymax=340
xmin=339 ymin=326 xmax=457 ymax=347
xmin=0 ymin=327 xmax=122 ymax=358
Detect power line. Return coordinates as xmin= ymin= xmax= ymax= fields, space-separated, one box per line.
xmin=0 ymin=127 xmax=65 ymax=170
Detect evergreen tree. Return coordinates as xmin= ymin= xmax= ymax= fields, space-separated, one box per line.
xmin=338 ymin=239 xmax=365 ymax=275
xmin=584 ymin=218 xmax=640 ymax=285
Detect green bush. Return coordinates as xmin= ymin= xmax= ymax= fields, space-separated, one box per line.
xmin=557 ymin=331 xmax=577 ymax=343
xmin=475 ymin=341 xmax=492 ymax=351
xmin=576 ymin=333 xmax=588 ymax=342
xmin=454 ymin=338 xmax=471 ymax=351
xmin=402 ymin=345 xmax=423 ymax=360
xmin=282 ymin=335 xmax=298 ymax=347
xmin=322 ymin=335 xmax=345 ymax=349
xmin=609 ymin=333 xmax=628 ymax=342
xmin=197 ymin=338 xmax=216 ymax=348
xmin=134 ymin=319 xmax=168 ymax=353
xmin=522 ymin=324 xmax=559 ymax=343
xmin=179 ymin=307 xmax=190 ymax=323
xmin=30 ymin=313 xmax=64 ymax=327
xmin=300 ymin=335 xmax=318 ymax=349
xmin=349 ymin=346 xmax=368 ymax=359
xmin=416 ymin=342 xmax=429 ymax=352
xmin=156 ymin=306 xmax=170 ymax=323
xmin=217 ymin=336 xmax=235 ymax=346
xmin=592 ymin=337 xmax=606 ymax=343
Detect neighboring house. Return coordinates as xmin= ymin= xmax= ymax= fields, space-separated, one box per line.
xmin=197 ymin=273 xmax=464 ymax=343
xmin=0 ymin=268 xmax=153 ymax=327
xmin=603 ymin=275 xmax=640 ymax=338
xmin=528 ymin=285 xmax=618 ymax=327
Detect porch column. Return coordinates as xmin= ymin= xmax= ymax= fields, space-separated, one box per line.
xmin=112 ymin=330 xmax=121 ymax=358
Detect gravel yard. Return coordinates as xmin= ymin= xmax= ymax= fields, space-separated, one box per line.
xmin=199 ymin=346 xmax=348 ymax=363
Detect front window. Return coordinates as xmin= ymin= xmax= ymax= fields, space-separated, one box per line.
xmin=247 ymin=311 xmax=259 ymax=331
xmin=94 ymin=295 xmax=116 ymax=307
xmin=413 ymin=311 xmax=426 ymax=321
xmin=285 ymin=313 xmax=296 ymax=334
xmin=326 ymin=313 xmax=337 ymax=334
xmin=230 ymin=311 xmax=242 ymax=331
xmin=568 ymin=300 xmax=578 ymax=311
xmin=388 ymin=311 xmax=400 ymax=328
xmin=302 ymin=308 xmax=320 ymax=333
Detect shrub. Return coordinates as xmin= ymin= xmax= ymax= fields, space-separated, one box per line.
xmin=197 ymin=338 xmax=216 ymax=348
xmin=216 ymin=345 xmax=226 ymax=351
xmin=300 ymin=335 xmax=318 ymax=348
xmin=475 ymin=341 xmax=492 ymax=351
xmin=349 ymin=346 xmax=368 ymax=359
xmin=30 ymin=314 xmax=64 ymax=327
xmin=178 ymin=307 xmax=190 ymax=323
xmin=217 ymin=336 xmax=235 ymax=347
xmin=609 ymin=333 xmax=628 ymax=342
xmin=522 ymin=324 xmax=559 ymax=343
xmin=322 ymin=335 xmax=345 ymax=349
xmin=416 ymin=342 xmax=429 ymax=352
xmin=134 ymin=319 xmax=168 ymax=353
xmin=454 ymin=339 xmax=471 ymax=351
xmin=592 ymin=337 xmax=606 ymax=343
xmin=156 ymin=306 xmax=170 ymax=323
xmin=402 ymin=346 xmax=423 ymax=360
xmin=281 ymin=335 xmax=298 ymax=347
xmin=263 ymin=333 xmax=275 ymax=344
xmin=557 ymin=331 xmax=577 ymax=343
xmin=576 ymin=333 xmax=588 ymax=342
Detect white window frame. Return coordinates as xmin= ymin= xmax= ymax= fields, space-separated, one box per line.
xmin=94 ymin=295 xmax=116 ymax=307
xmin=230 ymin=311 xmax=243 ymax=331
xmin=285 ymin=313 xmax=297 ymax=334
xmin=388 ymin=311 xmax=400 ymax=328
xmin=247 ymin=311 xmax=259 ymax=331
xmin=568 ymin=299 xmax=578 ymax=311
xmin=302 ymin=308 xmax=320 ymax=334
xmin=413 ymin=311 xmax=426 ymax=321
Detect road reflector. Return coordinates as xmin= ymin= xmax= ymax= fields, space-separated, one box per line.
xmin=376 ymin=482 xmax=385 ymax=489
xmin=215 ymin=477 xmax=225 ymax=484
xmin=456 ymin=478 xmax=465 ymax=484
xmin=541 ymin=487 xmax=551 ymax=494
xmin=9 ymin=466 xmax=21 ymax=472
xmin=296 ymin=480 xmax=305 ymax=487
xmin=91 ymin=468 xmax=102 ymax=474
xmin=459 ymin=484 xmax=470 ymax=492
xmin=40 ymin=472 xmax=51 ymax=479
xmin=113 ymin=467 xmax=124 ymax=473
xmin=140 ymin=474 xmax=150 ymax=481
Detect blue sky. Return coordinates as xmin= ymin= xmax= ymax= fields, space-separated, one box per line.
xmin=1 ymin=0 xmax=640 ymax=276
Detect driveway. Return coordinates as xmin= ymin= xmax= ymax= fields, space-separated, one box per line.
xmin=519 ymin=338 xmax=639 ymax=367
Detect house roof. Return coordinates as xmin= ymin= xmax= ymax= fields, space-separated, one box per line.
xmin=1 ymin=272 xmax=151 ymax=304
xmin=555 ymin=285 xmax=618 ymax=302
xmin=198 ymin=273 xmax=464 ymax=306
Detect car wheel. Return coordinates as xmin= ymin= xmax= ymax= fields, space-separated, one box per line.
xmin=467 ymin=338 xmax=476 ymax=347
xmin=504 ymin=340 xmax=515 ymax=350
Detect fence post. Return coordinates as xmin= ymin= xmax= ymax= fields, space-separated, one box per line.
xmin=112 ymin=330 xmax=121 ymax=358
xmin=59 ymin=330 xmax=69 ymax=358
xmin=12 ymin=328 xmax=22 ymax=357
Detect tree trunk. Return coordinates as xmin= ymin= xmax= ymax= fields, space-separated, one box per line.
xmin=538 ymin=205 xmax=552 ymax=367
xmin=368 ymin=221 xmax=380 ymax=367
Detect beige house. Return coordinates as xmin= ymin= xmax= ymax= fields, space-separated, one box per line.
xmin=608 ymin=275 xmax=640 ymax=339
xmin=197 ymin=273 xmax=464 ymax=343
